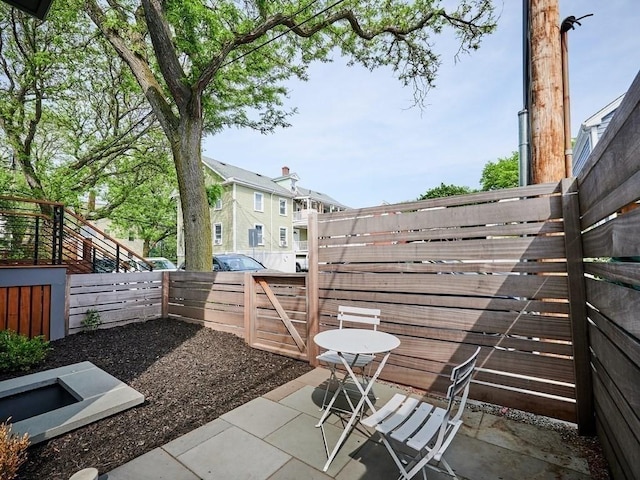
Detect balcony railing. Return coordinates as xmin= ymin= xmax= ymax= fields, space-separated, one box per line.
xmin=293 ymin=240 xmax=308 ymax=252
xmin=292 ymin=209 xmax=316 ymax=223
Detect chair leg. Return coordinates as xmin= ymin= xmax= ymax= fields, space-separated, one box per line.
xmin=319 ymin=366 xmax=337 ymax=411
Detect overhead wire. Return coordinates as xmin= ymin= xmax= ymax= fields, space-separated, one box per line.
xmin=220 ymin=0 xmax=351 ymax=68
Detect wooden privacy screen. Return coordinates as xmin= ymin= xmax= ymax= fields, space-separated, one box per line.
xmin=313 ymin=182 xmax=579 ymax=422
xmin=0 ymin=284 xmax=51 ymax=339
xmin=67 ymin=271 xmax=163 ymax=334
xmin=576 ymin=72 xmax=640 ymax=480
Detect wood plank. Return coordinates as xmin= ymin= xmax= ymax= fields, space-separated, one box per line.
xmin=582 ymin=206 xmax=640 ymax=258
xmin=19 ymin=286 xmax=31 ymax=336
xmin=168 ymin=304 xmax=244 ymax=327
xmin=70 ymin=289 xmax=163 ymax=308
xmin=7 ymin=288 xmax=20 ymax=332
xmin=30 ymin=286 xmax=44 ymax=337
xmin=589 ymin=323 xmax=640 ymax=416
xmin=320 ymin=219 xmax=564 ymax=246
xmin=318 ymin=291 xmax=570 ymax=315
xmin=42 ymin=285 xmax=51 ymax=340
xmin=588 ymin=308 xmax=640 ymax=369
xmin=69 ymin=304 xmax=161 ymax=331
xmin=585 ymin=277 xmax=640 ymax=339
xmin=316 ymin=260 xmax=567 ymax=275
xmin=562 ymin=177 xmax=594 ymax=434
xmin=592 ymin=364 xmax=639 ymax=480
xmin=388 ymin=338 xmax=575 ymax=384
xmin=585 ymin=261 xmax=640 ymax=289
xmin=319 ymin=183 xmax=560 ymax=222
xmin=318 ymin=273 xmax=569 ymax=300
xmin=0 ymin=288 xmax=7 ymax=330
xmin=68 ymin=271 xmax=162 ymax=286
xmin=69 ymin=281 xmax=162 ymax=295
xmin=168 ymin=288 xmax=244 ymax=306
xmin=318 ymin=197 xmax=562 ymax=238
xmin=307 ymin=211 xmax=320 ymax=366
xmin=377 ymin=322 xmax=573 ymax=357
xmin=319 ymin=236 xmax=568 ymax=263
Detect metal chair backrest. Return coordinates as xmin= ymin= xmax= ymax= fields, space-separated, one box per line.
xmin=337 ymin=305 xmax=380 ymax=331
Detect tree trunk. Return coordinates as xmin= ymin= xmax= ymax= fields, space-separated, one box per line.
xmin=530 ymin=0 xmax=564 ymax=184
xmin=172 ymin=113 xmax=212 ymax=271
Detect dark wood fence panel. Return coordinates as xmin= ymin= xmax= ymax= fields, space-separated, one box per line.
xmin=315 ymin=183 xmax=578 ymax=422
xmin=67 ymin=272 xmax=163 ymax=334
xmin=0 ymin=267 xmax=65 ymax=340
xmin=577 ymin=71 xmax=640 ymax=479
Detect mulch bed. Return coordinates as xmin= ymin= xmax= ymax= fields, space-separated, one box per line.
xmin=1 ymin=319 xmax=314 ymax=480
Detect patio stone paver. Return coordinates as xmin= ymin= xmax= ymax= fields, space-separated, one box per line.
xmin=476 ymin=414 xmax=591 ymax=475
xmin=102 ymin=367 xmax=600 ymax=480
xmin=268 ymin=458 xmax=333 ymax=480
xmin=162 ymin=418 xmax=232 ymax=457
xmin=103 ymin=447 xmax=199 ymax=480
xmin=220 ymin=397 xmax=300 ymax=438
xmin=177 ymin=426 xmax=290 ymax=480
xmin=264 ymin=412 xmax=368 ymax=478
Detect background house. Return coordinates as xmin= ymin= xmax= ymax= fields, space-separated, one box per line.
xmin=176 ymin=159 xmax=348 ymax=272
xmin=572 ymin=93 xmax=625 ymax=176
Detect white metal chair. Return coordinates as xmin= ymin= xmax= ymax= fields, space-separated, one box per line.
xmin=316 ymin=305 xmax=381 ymax=411
xmin=362 ymin=347 xmax=481 ymax=480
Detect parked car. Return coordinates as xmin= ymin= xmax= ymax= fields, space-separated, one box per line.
xmin=145 ymin=257 xmax=177 ymax=271
xmin=179 ymin=254 xmax=266 ymax=272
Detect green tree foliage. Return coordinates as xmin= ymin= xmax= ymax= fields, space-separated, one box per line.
xmin=0 ymin=2 xmax=177 ymax=252
xmin=480 ymin=151 xmax=519 ymax=191
xmin=418 ymin=183 xmax=474 ymax=200
xmin=106 ymin=148 xmax=178 ymax=258
xmin=85 ymin=0 xmax=496 ymax=270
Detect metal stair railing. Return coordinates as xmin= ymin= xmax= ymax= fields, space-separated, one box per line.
xmin=0 ymin=195 xmax=152 ymax=274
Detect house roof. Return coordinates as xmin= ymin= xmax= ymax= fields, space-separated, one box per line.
xmin=581 ymin=93 xmax=625 ymax=128
xmin=202 ymin=156 xmax=293 ymax=197
xmin=296 ymin=186 xmax=349 ymax=209
xmin=202 ymin=156 xmax=348 ymax=209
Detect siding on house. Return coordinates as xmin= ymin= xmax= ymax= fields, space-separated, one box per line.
xmin=573 ymin=93 xmax=625 ymax=177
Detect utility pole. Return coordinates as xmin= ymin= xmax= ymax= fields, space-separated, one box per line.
xmin=529 ymin=0 xmax=564 ymax=183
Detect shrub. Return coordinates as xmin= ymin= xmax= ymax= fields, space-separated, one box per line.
xmin=0 ymin=330 xmax=51 ymax=373
xmin=0 ymin=421 xmax=29 ymax=480
xmin=82 ymin=309 xmax=102 ymax=332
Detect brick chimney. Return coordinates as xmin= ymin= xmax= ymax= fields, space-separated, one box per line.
xmin=282 ymin=166 xmax=290 ymax=176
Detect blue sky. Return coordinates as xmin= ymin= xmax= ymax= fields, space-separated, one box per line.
xmin=203 ymin=1 xmax=640 ymax=208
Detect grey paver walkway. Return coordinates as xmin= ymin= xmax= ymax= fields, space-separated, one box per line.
xmin=100 ymin=368 xmax=593 ymax=480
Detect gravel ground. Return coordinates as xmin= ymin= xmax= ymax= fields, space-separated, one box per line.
xmin=0 ymin=319 xmax=313 ymax=479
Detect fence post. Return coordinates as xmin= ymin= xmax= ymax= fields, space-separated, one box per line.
xmin=561 ymin=177 xmax=594 ymax=435
xmin=161 ymin=271 xmax=169 ymax=318
xmin=244 ymin=272 xmax=256 ymax=347
xmin=307 ymin=211 xmax=319 ymax=366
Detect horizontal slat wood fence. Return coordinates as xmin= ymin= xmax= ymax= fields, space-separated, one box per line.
xmin=311 ymin=182 xmax=580 ymax=423
xmin=168 ymin=271 xmax=310 ymax=360
xmin=576 ymin=71 xmax=640 ymax=480
xmin=67 ymin=272 xmax=163 ymax=334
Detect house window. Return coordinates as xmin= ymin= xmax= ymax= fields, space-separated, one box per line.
xmin=254 ymin=192 xmax=264 ymax=212
xmin=254 ymin=224 xmax=264 ymax=245
xmin=279 ymin=198 xmax=287 ymax=216
xmin=214 ymin=198 xmax=222 ymax=210
xmin=214 ymin=223 xmax=223 ymax=245
xmin=279 ymin=227 xmax=287 ymax=247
